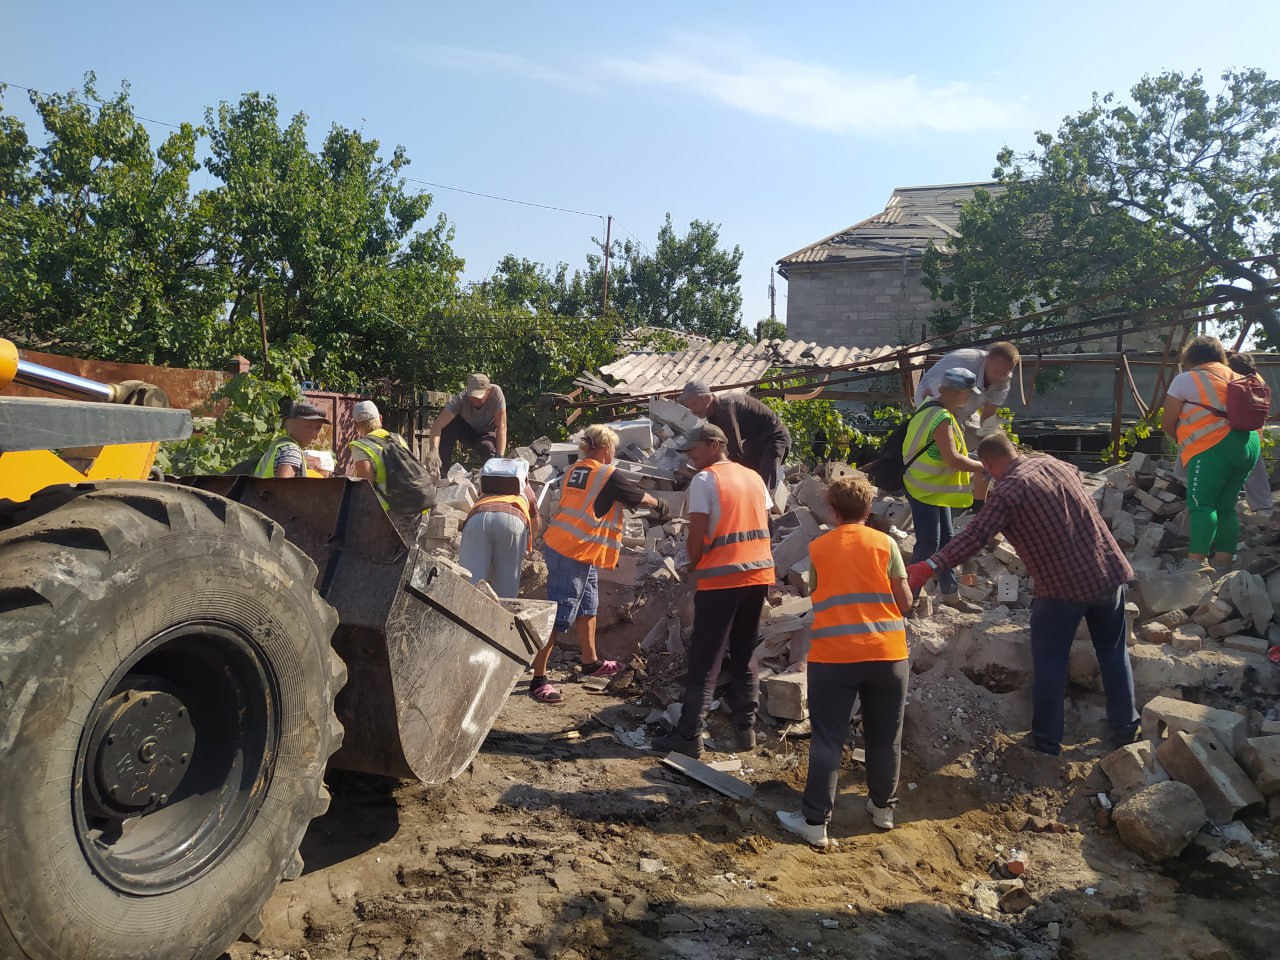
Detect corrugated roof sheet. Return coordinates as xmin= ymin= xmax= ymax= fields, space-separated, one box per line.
xmin=585 ymin=338 xmax=904 ymax=398
xmin=778 ymin=181 xmax=1004 ymax=270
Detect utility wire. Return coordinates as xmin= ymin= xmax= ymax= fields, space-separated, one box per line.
xmin=0 ymin=80 xmax=183 ymax=130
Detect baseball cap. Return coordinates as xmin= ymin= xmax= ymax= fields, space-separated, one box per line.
xmin=352 ymin=400 xmax=379 ymax=422
xmin=676 ymin=422 xmax=729 ymax=450
xmin=941 ymin=367 xmax=981 ymax=393
xmin=677 ymin=380 xmax=712 ymax=403
xmin=466 ymin=373 xmax=491 ymax=399
xmin=287 ymin=400 xmax=330 ymax=422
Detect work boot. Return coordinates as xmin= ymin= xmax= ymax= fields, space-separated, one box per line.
xmin=652 ymin=730 xmax=702 ymax=758
xmin=776 ymin=810 xmax=829 ymax=848
xmin=734 ymin=727 xmax=757 ymax=751
xmin=866 ymin=798 xmax=895 ymax=830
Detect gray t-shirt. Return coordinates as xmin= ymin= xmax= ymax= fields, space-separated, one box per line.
xmin=446 ymin=385 xmax=506 ymax=433
xmin=914 ymin=348 xmax=1011 ymax=426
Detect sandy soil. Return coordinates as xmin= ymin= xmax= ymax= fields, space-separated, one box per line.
xmin=225 ymin=621 xmax=1280 ymax=960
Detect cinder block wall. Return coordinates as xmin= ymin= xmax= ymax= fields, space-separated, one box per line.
xmin=784 ymin=261 xmax=934 ymax=346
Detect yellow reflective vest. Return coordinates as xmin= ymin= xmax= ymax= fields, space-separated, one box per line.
xmin=348 ymin=428 xmax=409 ymax=510
xmin=253 ymin=435 xmax=319 ymax=478
xmin=902 ymin=405 xmax=973 ymax=507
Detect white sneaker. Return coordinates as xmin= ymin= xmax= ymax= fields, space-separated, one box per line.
xmin=866 ymin=798 xmax=895 ymax=830
xmin=777 ymin=810 xmax=829 ymax=848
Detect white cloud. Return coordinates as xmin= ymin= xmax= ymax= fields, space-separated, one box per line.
xmin=602 ymin=37 xmax=1019 ymax=135
xmin=416 ymin=45 xmax=596 ymax=93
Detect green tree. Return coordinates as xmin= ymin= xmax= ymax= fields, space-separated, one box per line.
xmin=0 ymin=76 xmax=223 ymax=364
xmin=923 ymin=68 xmax=1280 ymax=345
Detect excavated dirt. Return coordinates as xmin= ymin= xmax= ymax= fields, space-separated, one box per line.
xmin=227 ymin=624 xmax=1280 ymax=960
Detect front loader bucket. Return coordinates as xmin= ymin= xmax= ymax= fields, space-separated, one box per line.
xmin=187 ymin=477 xmax=553 ymax=782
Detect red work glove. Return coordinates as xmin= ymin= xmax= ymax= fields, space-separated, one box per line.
xmin=906 ymin=561 xmax=934 ymax=595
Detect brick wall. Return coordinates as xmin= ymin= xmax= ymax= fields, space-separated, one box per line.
xmin=783 ymin=261 xmax=935 ymax=347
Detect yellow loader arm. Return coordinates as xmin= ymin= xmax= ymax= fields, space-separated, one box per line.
xmin=0 ymin=338 xmax=192 ymax=501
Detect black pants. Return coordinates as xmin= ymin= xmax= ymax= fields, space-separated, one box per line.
xmin=743 ymin=432 xmax=791 ymax=494
xmin=440 ymin=417 xmax=498 ymax=470
xmin=675 ymin=584 xmax=768 ymax=739
xmin=801 ymin=659 xmax=909 ymax=823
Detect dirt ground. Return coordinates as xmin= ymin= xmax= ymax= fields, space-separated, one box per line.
xmin=227 ymin=631 xmax=1280 ymax=960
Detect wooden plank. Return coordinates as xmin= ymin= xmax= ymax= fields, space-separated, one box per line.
xmin=660 ymin=752 xmax=755 ymax=800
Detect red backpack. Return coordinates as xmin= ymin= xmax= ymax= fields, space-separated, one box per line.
xmin=1186 ymin=373 xmax=1271 ymax=431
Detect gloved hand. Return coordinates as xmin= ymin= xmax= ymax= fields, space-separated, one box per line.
xmin=648 ymin=498 xmax=671 ymax=523
xmin=423 ymin=447 xmax=442 ymax=481
xmin=906 ymin=561 xmax=934 ymax=595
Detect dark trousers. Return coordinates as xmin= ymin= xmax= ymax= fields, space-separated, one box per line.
xmin=440 ymin=417 xmax=498 ymax=470
xmin=801 ymin=659 xmax=909 ymax=823
xmin=1028 ymin=584 xmax=1138 ymax=754
xmin=906 ymin=494 xmax=958 ymax=595
xmin=743 ymin=434 xmax=791 ymax=495
xmin=675 ymin=585 xmax=768 ymax=738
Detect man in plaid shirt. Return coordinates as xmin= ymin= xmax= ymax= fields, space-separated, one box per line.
xmin=906 ymin=433 xmax=1139 ymax=755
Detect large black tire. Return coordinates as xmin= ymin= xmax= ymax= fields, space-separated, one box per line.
xmin=0 ymin=481 xmax=345 ymax=960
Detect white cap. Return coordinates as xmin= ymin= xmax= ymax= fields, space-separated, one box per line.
xmin=352 ymin=400 xmax=379 ymax=422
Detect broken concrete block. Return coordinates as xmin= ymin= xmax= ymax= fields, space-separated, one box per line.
xmin=1238 ymin=736 xmax=1280 ymax=795
xmin=1101 ymin=741 xmax=1170 ymax=803
xmin=1100 ymin=486 xmax=1125 ymax=521
xmin=1222 ymin=634 xmax=1268 ymax=656
xmin=787 ymin=557 xmax=813 ymax=597
xmin=546 ymin=442 xmax=581 ymax=468
xmin=761 ymin=672 xmax=808 ymax=721
xmin=991 ymin=541 xmax=1027 ymax=576
xmin=770 ymin=479 xmax=789 ymax=515
xmin=794 ymin=476 xmax=833 ymax=524
xmin=1224 ymin=570 xmax=1274 ymax=629
xmin=960 ymin=582 xmax=993 ymax=603
xmin=1156 ymin=728 xmax=1265 ymax=822
xmin=1134 ymin=569 xmax=1212 ymax=616
xmin=648 ymin=398 xmax=700 ymax=432
xmin=1153 ymin=609 xmax=1190 ymax=629
xmin=649 ymin=490 xmax=687 ymax=518
xmin=777 ymin=507 xmax=822 ymax=542
xmin=1136 ymin=621 xmax=1172 ymax=645
xmin=1142 ymin=695 xmax=1247 ymax=755
xmin=435 ymin=482 xmax=476 ymax=511
xmin=1191 ymin=598 xmax=1234 ymax=629
xmin=1208 ymin=618 xmax=1247 ymax=639
xmin=1113 ymin=780 xmax=1206 ymax=860
xmin=1134 ymin=522 xmax=1165 ymax=558
xmin=1171 ymin=627 xmax=1204 ymax=654
xmin=1111 ymin=510 xmax=1137 ymax=550
xmin=818 ymin=461 xmax=856 ymax=484
xmin=425 ymin=513 xmax=460 ymax=540
xmin=772 ymin=531 xmax=811 ymax=578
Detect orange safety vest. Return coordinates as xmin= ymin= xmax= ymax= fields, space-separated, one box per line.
xmin=1176 ymin=362 xmax=1235 ymax=465
xmin=542 ymin=459 xmax=624 ymax=568
xmin=692 ymin=460 xmax=774 ymax=591
xmin=808 ymin=524 xmax=907 ymax=663
xmin=465 ymin=494 xmax=534 ymax=552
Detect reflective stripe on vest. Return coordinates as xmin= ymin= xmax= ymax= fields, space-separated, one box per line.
xmin=349 ymin=428 xmax=406 ymax=509
xmin=808 ymin=524 xmax=907 ymax=663
xmin=542 ymin=459 xmax=624 ymax=568
xmin=693 ymin=460 xmax=774 ymax=591
xmin=254 ymin=436 xmax=303 ymax=478
xmin=1176 ymin=364 xmax=1233 ymax=465
xmin=902 ymin=406 xmax=972 ymax=506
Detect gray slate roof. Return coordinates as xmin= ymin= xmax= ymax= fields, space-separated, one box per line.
xmin=579 ymin=337 xmax=904 ymax=398
xmin=777 ymin=181 xmax=1003 ymax=273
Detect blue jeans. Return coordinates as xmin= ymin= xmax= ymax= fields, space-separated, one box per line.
xmin=1028 ymin=584 xmax=1138 ymax=754
xmin=907 ymin=494 xmax=958 ymax=595
xmin=543 ymin=545 xmax=599 ymax=634
xmin=458 ymin=511 xmax=528 ymax=599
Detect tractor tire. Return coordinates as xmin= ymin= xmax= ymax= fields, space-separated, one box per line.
xmin=0 ymin=481 xmax=345 ymax=960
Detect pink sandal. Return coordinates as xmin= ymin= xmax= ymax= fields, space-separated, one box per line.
xmin=530 ymin=679 xmax=563 ymax=704
xmin=581 ymin=659 xmax=622 ymax=679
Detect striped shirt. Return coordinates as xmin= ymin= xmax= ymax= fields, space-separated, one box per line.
xmin=933 ymin=455 xmax=1132 ymax=603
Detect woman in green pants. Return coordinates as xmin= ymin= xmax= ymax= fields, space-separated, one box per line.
xmin=1160 ymin=336 xmax=1261 ymax=570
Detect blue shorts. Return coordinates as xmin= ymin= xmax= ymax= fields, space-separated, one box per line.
xmin=543 ymin=545 xmax=599 ymax=633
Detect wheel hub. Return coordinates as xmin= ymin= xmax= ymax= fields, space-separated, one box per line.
xmin=86 ymin=683 xmax=195 ymax=817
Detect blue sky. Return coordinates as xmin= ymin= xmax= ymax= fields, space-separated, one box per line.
xmin=8 ymin=1 xmax=1280 ymax=330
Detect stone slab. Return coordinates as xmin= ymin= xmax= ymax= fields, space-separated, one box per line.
xmin=1134 ymin=570 xmax=1212 ymax=617
xmin=1155 ymin=728 xmax=1265 ymax=822
xmin=1141 ymin=695 xmax=1247 ymax=756
xmin=1238 ymin=736 xmax=1280 ymax=796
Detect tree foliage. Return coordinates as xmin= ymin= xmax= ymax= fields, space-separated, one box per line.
xmin=923 ymin=68 xmax=1280 ymax=346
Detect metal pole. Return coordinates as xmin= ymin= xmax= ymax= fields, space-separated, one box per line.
xmin=601 ymin=215 xmax=612 ymax=317
xmin=1109 ymin=321 xmax=1125 ymax=463
xmin=769 ymin=267 xmax=777 ymax=322
xmin=257 ymin=289 xmax=271 ymax=378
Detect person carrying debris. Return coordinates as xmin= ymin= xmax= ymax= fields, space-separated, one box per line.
xmin=459 ymin=458 xmax=540 ymax=599
xmin=776 ymin=475 xmax=913 ymax=846
xmin=902 ymin=367 xmax=988 ymax=613
xmin=914 ymin=342 xmax=1020 ymax=510
xmin=253 ymin=399 xmax=330 ymax=478
xmin=348 ymin=400 xmax=435 ymax=533
xmin=677 ymin=380 xmax=792 ymax=494
xmin=1160 ymin=337 xmax=1263 ymax=571
xmin=653 ymin=423 xmax=773 ymax=757
xmin=906 ymin=433 xmax=1139 ymax=756
xmin=531 ymin=424 xmax=670 ymax=703
xmin=429 ymin=373 xmax=508 ymax=473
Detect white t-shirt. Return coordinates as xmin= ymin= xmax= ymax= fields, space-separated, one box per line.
xmin=1166 ymin=368 xmax=1226 ymax=403
xmin=914 ymin=348 xmax=1012 ymax=426
xmin=688 ymin=464 xmax=773 ymax=532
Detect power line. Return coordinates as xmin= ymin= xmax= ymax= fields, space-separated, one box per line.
xmin=0 ymin=79 xmax=608 ymax=221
